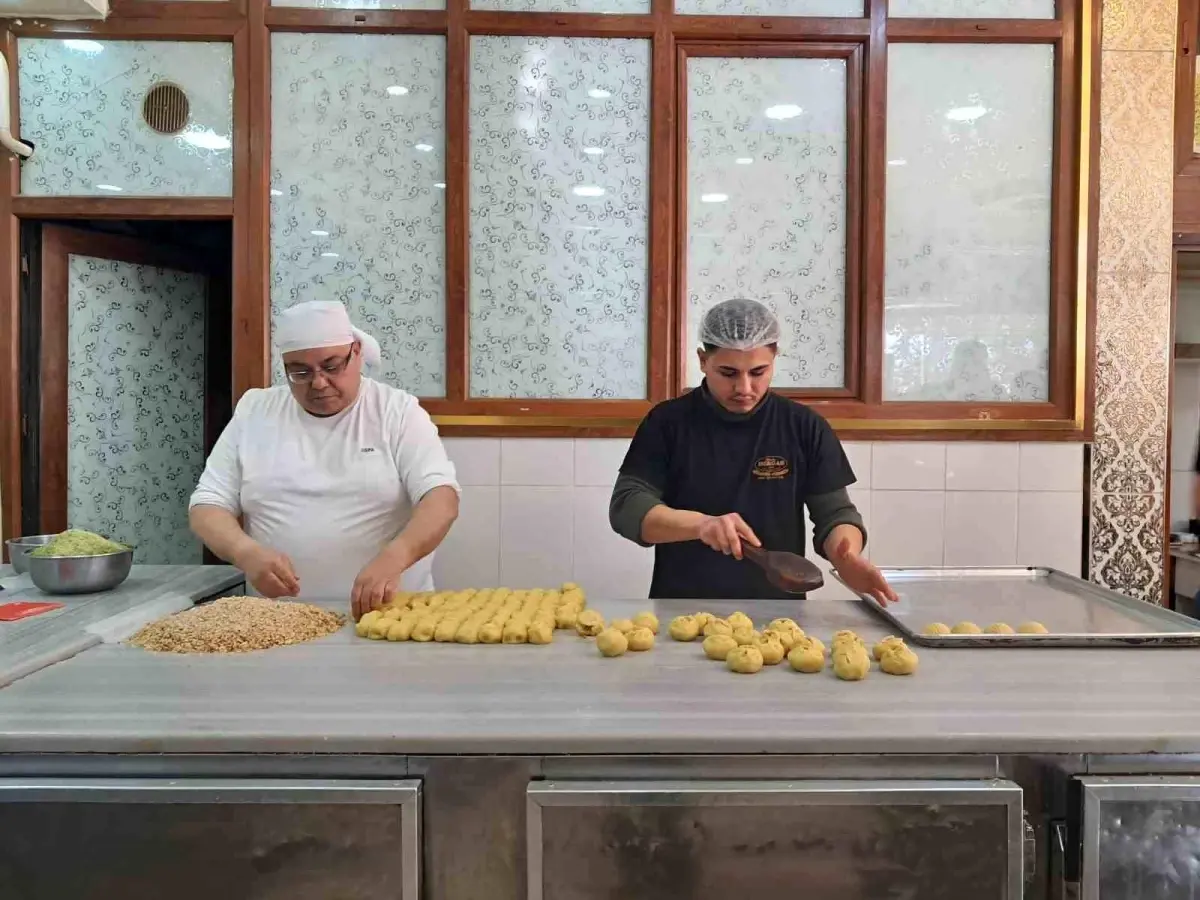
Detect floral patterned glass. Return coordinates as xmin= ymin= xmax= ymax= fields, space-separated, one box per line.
xmin=884 ymin=43 xmax=1054 ymax=402
xmin=468 ymin=36 xmax=651 ymax=400
xmin=676 ymin=0 xmax=862 ymax=15
xmin=67 ymin=256 xmax=207 ymax=565
xmin=684 ymin=55 xmax=848 ymax=389
xmin=889 ymin=0 xmax=1053 ymax=17
xmin=473 ymin=0 xmax=648 ymax=12
xmin=18 ymin=39 xmax=233 ymax=197
xmin=271 ymin=34 xmax=447 ymax=397
xmin=271 ymin=0 xmax=443 ymax=9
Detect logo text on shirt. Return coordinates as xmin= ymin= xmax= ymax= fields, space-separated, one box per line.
xmin=752 ymin=455 xmax=790 ymax=480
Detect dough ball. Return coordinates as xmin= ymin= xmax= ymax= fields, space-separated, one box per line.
xmin=527 ymin=621 xmax=554 ymax=645
xmin=872 ymin=636 xmax=906 ymax=661
xmin=454 ymin=622 xmax=479 ymax=644
xmin=596 ymin=628 xmax=629 ymax=657
xmin=833 ymin=648 xmax=870 ymax=681
xmin=668 ymin=615 xmax=701 ymax=642
xmin=880 ymin=645 xmax=919 ymax=676
xmin=727 ymin=611 xmax=754 ymax=631
xmin=502 ymin=623 xmax=528 ymax=644
xmin=358 ymin=610 xmax=382 ymax=627
xmin=382 ymin=607 xmax=403 ymax=621
xmin=369 ymin=616 xmax=393 ymax=640
xmin=632 ymin=612 xmax=660 ymax=634
xmin=951 ymin=621 xmax=982 ymax=635
xmin=478 ymin=622 xmax=502 ymax=644
xmin=386 ymin=620 xmax=410 ymax=642
xmin=434 ymin=619 xmax=460 ymax=642
xmin=575 ymin=610 xmax=605 ymax=637
xmin=985 ymin=623 xmax=1015 ymax=635
xmin=923 ymin=622 xmax=952 ymax=635
xmin=354 ymin=619 xmax=373 ymax=638
xmin=831 ymin=629 xmax=863 ymax=649
xmin=627 ymin=627 xmax=655 ymax=651
xmin=767 ymin=618 xmax=799 ymax=633
xmin=726 ymin=645 xmax=764 ymax=674
xmin=732 ymin=626 xmax=760 ymax=646
xmin=703 ymin=634 xmax=738 ymax=661
xmin=561 ymin=582 xmax=580 ymax=593
xmin=694 ymin=612 xmax=715 ymax=631
xmin=762 ymin=627 xmax=799 ymax=652
xmin=610 ymin=618 xmax=635 ymax=634
xmin=411 ymin=617 xmax=438 ymax=642
xmin=555 ymin=609 xmax=579 ymax=630
xmin=704 ymin=618 xmax=733 ymax=637
xmin=788 ymin=646 xmax=825 ymax=674
xmin=1018 ymin=621 xmax=1049 ymax=634
xmin=752 ymin=636 xmax=785 ymax=665
xmin=794 ymin=635 xmax=827 ymax=656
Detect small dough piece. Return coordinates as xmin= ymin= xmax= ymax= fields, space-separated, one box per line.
xmin=382 ymin=606 xmax=403 ymax=621
xmin=355 ymin=619 xmax=373 ymax=638
xmin=952 ymin=621 xmax=982 ymax=635
xmin=833 ymin=648 xmax=870 ymax=681
xmin=1018 ymin=621 xmax=1049 ymax=635
xmin=668 ymin=615 xmax=701 ymax=642
xmin=727 ymin=611 xmax=753 ymax=631
xmin=752 ymin=636 xmax=785 ymax=665
xmin=575 ymin=609 xmax=605 ymax=637
xmin=434 ymin=618 xmax=461 ymax=642
xmin=880 ymin=645 xmax=919 ymax=675
xmin=561 ymin=582 xmax=580 ymax=593
xmin=503 ymin=620 xmax=529 ymax=644
xmin=455 ymin=621 xmax=480 ymax=644
xmin=923 ymin=622 xmax=952 ymax=636
xmin=555 ymin=608 xmax=580 ymax=630
xmin=788 ymin=646 xmax=825 ymax=674
xmin=411 ymin=617 xmax=438 ymax=642
xmin=478 ymin=622 xmax=503 ymax=644
xmin=632 ymin=612 xmax=660 ymax=635
xmin=732 ymin=626 xmax=760 ymax=646
xmin=703 ymin=634 xmax=738 ymax=661
xmin=694 ymin=612 xmax=715 ymax=632
xmin=831 ymin=629 xmax=864 ymax=650
xmin=985 ymin=622 xmax=1015 ymax=635
xmin=610 ymin=619 xmax=635 ymax=635
xmin=726 ymin=645 xmax=764 ymax=674
xmin=527 ymin=621 xmax=554 ymax=645
xmin=761 ymin=628 xmax=798 ymax=652
xmin=369 ymin=616 xmax=393 ymax=640
xmin=596 ymin=628 xmax=629 ymax=657
xmin=627 ymin=627 xmax=655 ymax=651
xmin=386 ymin=620 xmax=411 ymax=642
xmin=704 ymin=618 xmax=733 ymax=637
xmin=767 ymin=618 xmax=799 ymax=633
xmin=872 ymin=636 xmax=906 ymax=661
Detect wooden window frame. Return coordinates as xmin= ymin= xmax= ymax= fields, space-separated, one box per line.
xmin=0 ymin=0 xmax=1100 ymax=546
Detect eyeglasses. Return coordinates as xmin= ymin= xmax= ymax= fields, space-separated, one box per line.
xmin=284 ymin=346 xmax=357 ymax=385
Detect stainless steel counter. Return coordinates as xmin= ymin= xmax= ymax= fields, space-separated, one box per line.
xmin=1 ymin=595 xmax=1199 ymax=756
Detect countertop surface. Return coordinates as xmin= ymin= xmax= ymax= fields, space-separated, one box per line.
xmin=0 ymin=565 xmax=244 ymax=688
xmin=3 ymin=594 xmax=1200 ymax=756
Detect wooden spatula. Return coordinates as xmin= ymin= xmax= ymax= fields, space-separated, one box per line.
xmin=742 ymin=545 xmax=825 ymax=594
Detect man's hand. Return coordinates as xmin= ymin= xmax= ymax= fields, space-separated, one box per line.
xmin=234 ymin=543 xmax=300 ymax=598
xmin=829 ymin=535 xmax=898 ymax=605
xmin=351 ymin=550 xmax=409 ymax=620
xmin=697 ymin=513 xmax=761 ymax=560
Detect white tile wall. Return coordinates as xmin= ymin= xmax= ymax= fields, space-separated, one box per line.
xmin=434 ymin=438 xmax=1088 ymax=597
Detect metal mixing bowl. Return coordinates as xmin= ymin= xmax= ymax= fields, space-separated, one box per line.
xmin=27 ymin=549 xmax=133 ymax=595
xmin=5 ymin=535 xmax=55 ymax=575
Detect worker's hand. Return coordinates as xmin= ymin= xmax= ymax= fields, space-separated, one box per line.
xmin=697 ymin=513 xmax=761 ymax=560
xmin=830 ymin=536 xmax=898 ymax=606
xmin=234 ymin=543 xmax=300 ymax=598
xmin=351 ymin=551 xmax=408 ymax=620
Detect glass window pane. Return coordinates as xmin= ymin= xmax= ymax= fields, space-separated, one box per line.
xmin=473 ymin=0 xmax=648 ymax=13
xmin=272 ymin=0 xmax=443 ymax=10
xmin=685 ymin=55 xmax=849 ymax=389
xmin=468 ymin=36 xmax=651 ymax=400
xmin=885 ymin=43 xmax=1054 ymax=402
xmin=271 ymin=34 xmax=446 ymax=397
xmin=889 ymin=0 xmax=1053 ymax=18
xmin=676 ymin=0 xmax=862 ymax=14
xmin=18 ymin=40 xmax=233 ymax=197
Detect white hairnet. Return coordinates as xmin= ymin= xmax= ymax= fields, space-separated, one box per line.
xmin=276 ymin=300 xmax=381 ymax=367
xmin=699 ymin=298 xmax=781 ymax=351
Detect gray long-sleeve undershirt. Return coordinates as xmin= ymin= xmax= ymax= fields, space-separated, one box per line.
xmin=608 ymin=473 xmax=866 ymax=560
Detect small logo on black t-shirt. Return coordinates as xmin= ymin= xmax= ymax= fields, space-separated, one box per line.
xmin=752 ymin=455 xmax=790 ymax=480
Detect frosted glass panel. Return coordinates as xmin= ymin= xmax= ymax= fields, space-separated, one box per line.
xmin=68 ymin=256 xmax=206 ymax=564
xmin=468 ymin=37 xmax=650 ymax=400
xmin=18 ymin=40 xmax=233 ymax=197
xmin=676 ymin=0 xmax=862 ymax=14
xmin=474 ymin=0 xmax=647 ymax=12
xmin=685 ymin=55 xmax=848 ymax=389
xmin=890 ymin=0 xmax=1053 ymax=17
xmin=884 ymin=44 xmax=1054 ymax=402
xmin=271 ymin=34 xmax=446 ymax=397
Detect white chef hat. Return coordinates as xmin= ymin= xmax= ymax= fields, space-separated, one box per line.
xmin=276 ymin=300 xmax=381 ymax=367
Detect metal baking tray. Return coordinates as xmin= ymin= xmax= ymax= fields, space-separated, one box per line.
xmin=835 ymin=566 xmax=1200 ymax=648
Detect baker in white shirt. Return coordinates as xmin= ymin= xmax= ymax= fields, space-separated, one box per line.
xmin=188 ymin=300 xmax=460 ymax=618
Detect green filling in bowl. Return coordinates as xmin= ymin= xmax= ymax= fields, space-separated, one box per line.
xmin=29 ymin=529 xmax=130 ymax=558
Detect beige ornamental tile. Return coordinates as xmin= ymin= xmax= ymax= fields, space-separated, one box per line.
xmin=1089 ymin=491 xmax=1166 ymax=603
xmin=1102 ymin=0 xmax=1178 ymax=52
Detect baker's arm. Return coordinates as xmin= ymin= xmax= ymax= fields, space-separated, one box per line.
xmin=609 ymin=474 xmax=760 ymax=557
xmin=808 ymin=488 xmax=866 ymax=560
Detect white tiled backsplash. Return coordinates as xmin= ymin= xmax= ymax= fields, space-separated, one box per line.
xmin=434 ymin=439 xmax=1086 ymax=600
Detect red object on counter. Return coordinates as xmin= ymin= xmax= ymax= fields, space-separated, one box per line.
xmin=0 ymin=601 xmax=64 ymax=621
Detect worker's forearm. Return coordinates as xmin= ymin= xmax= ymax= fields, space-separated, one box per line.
xmin=823 ymin=522 xmax=864 ymax=564
xmin=380 ymin=485 xmax=459 ymax=569
xmin=640 ymin=504 xmax=708 ymax=545
xmin=189 ymin=505 xmax=257 ymax=565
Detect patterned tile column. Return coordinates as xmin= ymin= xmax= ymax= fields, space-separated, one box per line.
xmin=1090 ymin=0 xmax=1177 ymax=601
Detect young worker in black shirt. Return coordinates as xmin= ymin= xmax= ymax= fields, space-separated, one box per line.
xmin=610 ymin=298 xmax=898 ymax=604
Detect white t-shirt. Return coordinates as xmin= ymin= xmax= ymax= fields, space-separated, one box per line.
xmin=189 ymin=378 xmax=459 ymax=600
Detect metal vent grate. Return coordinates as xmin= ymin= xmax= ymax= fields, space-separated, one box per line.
xmin=141 ymin=82 xmax=190 ymax=136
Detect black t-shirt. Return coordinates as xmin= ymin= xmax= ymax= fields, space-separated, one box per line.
xmin=619 ymin=385 xmax=856 ymax=600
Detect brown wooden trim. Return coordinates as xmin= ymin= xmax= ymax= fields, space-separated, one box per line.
xmin=843 ymin=42 xmax=864 ymax=400
xmin=647 ymin=4 xmax=674 ymax=402
xmin=670 ymin=17 xmax=870 ymax=40
xmin=1177 ymin=0 xmax=1198 ymax=175
xmin=679 ymin=39 xmax=861 ymax=58
xmin=423 ymin=398 xmax=652 ymax=418
xmin=1048 ymin=0 xmax=1077 ymax=420
xmin=11 ymin=196 xmax=233 ymax=220
xmin=40 ymin=224 xmax=216 ymax=273
xmin=886 ymin=18 xmax=1061 ymax=41
xmin=673 ymin=41 xmax=689 ymax=403
xmin=861 ymin=0 xmax=885 ymax=406
xmin=1081 ymin=0 xmax=1099 ymax=440
xmin=444 ymin=0 xmax=468 ymax=403
xmin=265 ymin=7 xmax=447 ymax=33
xmin=10 ymin=18 xmax=242 ymax=38
xmin=109 ymin=0 xmax=247 ymax=19
xmin=0 ymin=30 xmax=20 ymax=549
xmin=464 ymin=12 xmax=655 ymax=37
